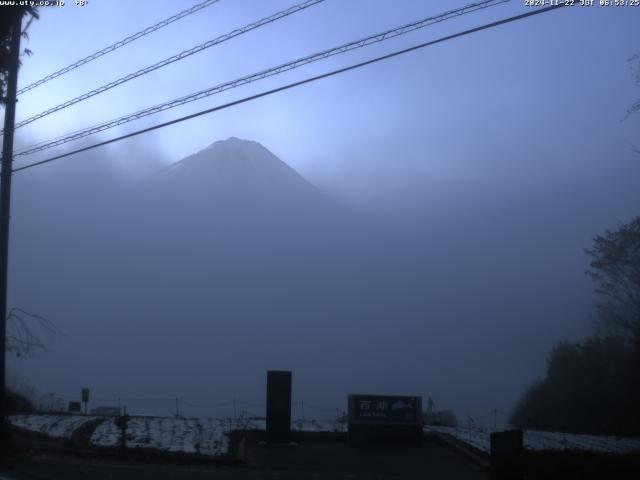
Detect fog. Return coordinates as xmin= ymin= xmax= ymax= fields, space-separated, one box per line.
xmin=4 ymin=0 xmax=640 ymax=429
xmin=6 ymin=130 xmax=639 ymax=426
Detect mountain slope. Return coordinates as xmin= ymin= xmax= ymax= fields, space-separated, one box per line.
xmin=143 ymin=137 xmax=324 ymax=209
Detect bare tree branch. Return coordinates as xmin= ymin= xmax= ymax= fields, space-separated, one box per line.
xmin=6 ymin=307 xmax=64 ymax=358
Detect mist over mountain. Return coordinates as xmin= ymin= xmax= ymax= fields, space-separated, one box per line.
xmin=7 ymin=135 xmax=614 ymax=423
xmin=131 ymin=137 xmax=349 ymax=247
xmin=4 ymin=0 xmax=639 ymax=445
xmin=9 ymin=138 xmax=411 ymax=413
xmin=150 ymin=137 xmax=320 ymax=201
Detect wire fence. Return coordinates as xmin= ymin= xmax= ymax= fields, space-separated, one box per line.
xmin=22 ymin=398 xmax=640 ymax=454
xmin=37 ymin=393 xmax=512 ymax=431
xmin=35 ymin=392 xmax=349 ymax=422
xmin=22 ymin=391 xmax=640 ymax=454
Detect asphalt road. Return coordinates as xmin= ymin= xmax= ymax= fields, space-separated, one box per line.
xmin=0 ymin=437 xmax=489 ymax=480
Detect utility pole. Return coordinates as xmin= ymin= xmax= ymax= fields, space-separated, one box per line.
xmin=0 ymin=11 xmax=23 ymax=429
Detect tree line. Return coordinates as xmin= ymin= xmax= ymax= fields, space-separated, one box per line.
xmin=510 ymin=215 xmax=640 ymax=436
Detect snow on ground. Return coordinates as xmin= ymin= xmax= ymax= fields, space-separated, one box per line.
xmin=9 ymin=415 xmax=100 ymax=440
xmin=11 ymin=414 xmax=347 ymax=456
xmin=523 ymin=430 xmax=640 ymax=454
xmin=13 ymin=415 xmax=640 ymax=457
xmin=90 ymin=417 xmax=344 ymax=456
xmin=91 ymin=416 xmax=266 ymax=456
xmin=424 ymin=425 xmax=640 ymax=455
xmin=426 ymin=426 xmax=491 ymax=452
xmin=15 ymin=414 xmax=640 ymax=457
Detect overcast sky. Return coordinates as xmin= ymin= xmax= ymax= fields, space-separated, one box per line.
xmin=4 ymin=0 xmax=640 ymax=424
xmin=13 ymin=1 xmax=639 ymax=182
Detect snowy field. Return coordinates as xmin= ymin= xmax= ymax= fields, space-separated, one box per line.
xmin=425 ymin=425 xmax=640 ymax=455
xmin=9 ymin=414 xmax=99 ymax=440
xmin=10 ymin=414 xmax=346 ymax=456
xmin=17 ymin=415 xmax=637 ymax=457
xmin=92 ymin=417 xmax=345 ymax=455
xmin=90 ymin=416 xmax=262 ymax=456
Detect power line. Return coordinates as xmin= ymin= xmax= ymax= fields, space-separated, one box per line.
xmin=236 ymin=400 xmax=265 ymax=409
xmin=12 ymin=0 xmax=326 ymax=130
xmin=16 ymin=0 xmax=224 ymax=96
xmin=302 ymin=402 xmax=338 ymax=413
xmin=13 ymin=0 xmax=510 ymax=157
xmin=12 ymin=3 xmax=569 ymax=174
xmin=179 ymin=399 xmax=234 ymax=409
xmin=14 ymin=116 xmax=128 ymax=155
